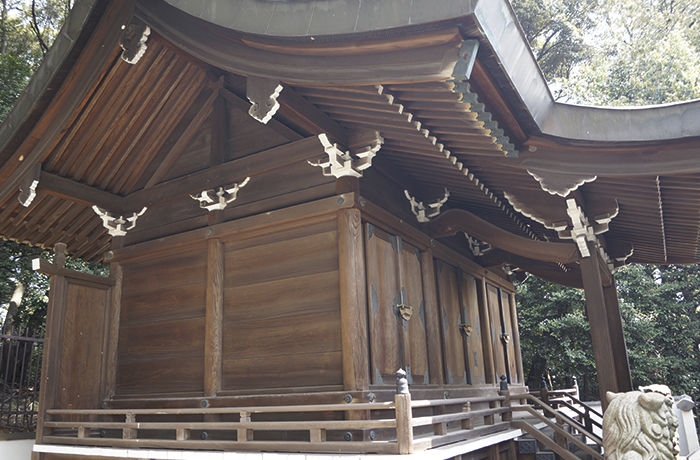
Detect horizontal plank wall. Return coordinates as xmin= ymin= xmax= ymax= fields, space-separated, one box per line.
xmin=116 ymin=246 xmax=207 ymax=396
xmin=222 ymin=219 xmax=342 ymax=391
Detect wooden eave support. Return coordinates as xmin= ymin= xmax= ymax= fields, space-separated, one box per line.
xmin=37 ymin=170 xmax=125 ymax=212
xmin=426 ymin=209 xmax=581 ymax=264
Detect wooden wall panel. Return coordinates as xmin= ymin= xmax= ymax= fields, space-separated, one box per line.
xmin=162 ymin=112 xmax=212 ymax=182
xmin=57 ymin=283 xmax=108 ymax=410
xmin=461 ymin=273 xmax=485 ymax=385
xmin=225 ymin=104 xmax=290 ymax=161
xmin=222 ymin=222 xmax=341 ymax=391
xmin=487 ymin=285 xmax=507 ymax=382
xmin=435 ymin=260 xmax=467 ymax=385
xmin=117 ymin=248 xmax=206 ymax=396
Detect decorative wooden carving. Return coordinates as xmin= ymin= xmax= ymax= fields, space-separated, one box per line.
xmin=308 ymin=132 xmax=382 ymax=178
xmin=465 ymin=233 xmax=492 ymax=257
xmin=190 ymin=177 xmax=250 ymax=211
xmin=246 ymin=76 xmax=283 ymax=124
xmin=119 ymin=19 xmax=150 ymax=64
xmin=404 ymin=188 xmax=449 ymax=223
xmin=92 ymin=206 xmax=147 ymax=237
xmin=18 ymin=163 xmax=41 ymax=207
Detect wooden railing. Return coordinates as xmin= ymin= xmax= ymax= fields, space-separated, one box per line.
xmin=513 ymin=393 xmax=603 ymax=460
xmin=40 ymin=371 xmax=513 ymax=455
xmin=530 ymin=383 xmax=603 ymax=439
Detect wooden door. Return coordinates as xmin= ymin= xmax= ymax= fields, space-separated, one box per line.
xmin=365 ymin=224 xmax=429 ymax=385
xmin=487 ymin=284 xmax=508 ymax=382
xmin=435 ymin=261 xmax=485 ymax=385
xmin=500 ymin=289 xmax=519 ymax=384
xmin=460 ymin=272 xmax=485 ymax=385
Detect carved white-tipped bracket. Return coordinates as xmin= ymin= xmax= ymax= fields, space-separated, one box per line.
xmin=120 ymin=19 xmax=150 ymax=64
xmin=308 ymin=132 xmax=383 ymax=178
xmin=18 ymin=163 xmax=41 ymax=207
xmin=190 ymin=177 xmax=250 ymax=211
xmin=92 ymin=206 xmax=147 ymax=237
xmin=247 ymin=76 xmax=283 ymax=124
xmin=465 ymin=233 xmax=492 ymax=257
xmin=557 ymin=198 xmax=620 ymax=258
xmin=564 ymin=199 xmax=596 ymax=257
xmin=405 ymin=188 xmax=450 ymax=223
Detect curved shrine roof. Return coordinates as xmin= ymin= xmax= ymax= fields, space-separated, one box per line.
xmin=0 ymin=0 xmax=699 ymax=285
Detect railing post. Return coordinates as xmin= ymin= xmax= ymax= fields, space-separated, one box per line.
xmin=123 ymin=412 xmax=136 ymax=440
xmin=540 ymin=375 xmax=550 ymax=411
xmin=395 ymin=369 xmax=413 ymax=454
xmin=238 ymin=410 xmax=253 ymax=442
xmin=461 ymin=402 xmax=474 ymax=430
xmin=499 ymin=375 xmax=512 ymax=422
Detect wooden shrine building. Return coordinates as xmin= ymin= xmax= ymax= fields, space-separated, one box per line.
xmin=2 ymin=0 xmax=700 ymax=458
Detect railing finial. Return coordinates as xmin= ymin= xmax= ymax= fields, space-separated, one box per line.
xmin=396 ymin=369 xmax=409 ymax=395
xmin=500 ymin=375 xmax=508 ymax=391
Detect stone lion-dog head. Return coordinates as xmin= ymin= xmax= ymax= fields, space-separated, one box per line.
xmin=603 ymin=385 xmax=679 ymax=460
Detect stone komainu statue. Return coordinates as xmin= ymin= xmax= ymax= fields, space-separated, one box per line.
xmin=603 ymin=385 xmax=680 ymax=460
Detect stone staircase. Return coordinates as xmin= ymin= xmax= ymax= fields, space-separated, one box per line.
xmin=515 ymin=423 xmax=603 ymax=460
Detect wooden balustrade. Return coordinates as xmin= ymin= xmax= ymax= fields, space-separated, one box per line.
xmin=39 ymin=371 xmax=513 ymax=455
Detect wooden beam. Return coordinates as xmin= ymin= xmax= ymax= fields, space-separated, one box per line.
xmin=603 ymin=279 xmax=633 ymax=393
xmin=337 ymin=208 xmax=369 ymax=391
xmin=123 ymin=136 xmax=324 ymax=210
xmin=427 ymin=209 xmax=581 ymax=264
xmin=580 ymin=240 xmax=618 ymax=410
xmin=38 ymin=170 xmax=125 ymax=212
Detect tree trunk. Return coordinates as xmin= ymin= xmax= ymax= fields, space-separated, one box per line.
xmin=1 ymin=0 xmax=8 ymax=55
xmin=2 ymin=280 xmax=24 ymax=334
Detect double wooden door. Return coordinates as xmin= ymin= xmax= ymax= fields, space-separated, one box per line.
xmin=435 ymin=261 xmax=485 ymax=385
xmin=365 ymin=224 xmax=429 ymax=385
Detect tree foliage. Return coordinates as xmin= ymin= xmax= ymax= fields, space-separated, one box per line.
xmin=516 ymin=264 xmax=700 ymax=404
xmin=512 ymin=0 xmax=700 ymax=104
xmin=0 ymin=0 xmax=70 ymax=120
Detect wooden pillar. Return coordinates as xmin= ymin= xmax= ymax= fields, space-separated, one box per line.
xmin=337 ymin=208 xmax=369 ymax=391
xmin=580 ymin=240 xmax=618 ymax=410
xmin=604 ymin=278 xmax=633 ymax=392
xmin=103 ymin=236 xmax=124 ymax=400
xmin=204 ymin=238 xmax=224 ymax=397
xmin=508 ymin=292 xmax=525 ymax=386
xmin=420 ymin=250 xmax=445 ymax=386
xmin=477 ymin=277 xmax=496 ymax=384
xmin=35 ymin=243 xmax=68 ymax=446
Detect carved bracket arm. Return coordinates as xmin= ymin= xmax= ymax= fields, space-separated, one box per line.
xmin=18 ymin=163 xmax=41 ymax=207
xmin=404 ymin=188 xmax=450 ymax=223
xmin=308 ymin=132 xmax=383 ymax=178
xmin=190 ymin=177 xmax=250 ymax=211
xmin=120 ymin=18 xmax=150 ymax=64
xmin=92 ymin=206 xmax=147 ymax=237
